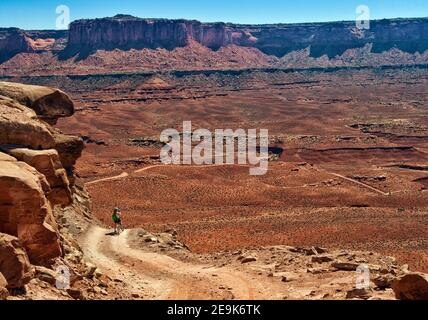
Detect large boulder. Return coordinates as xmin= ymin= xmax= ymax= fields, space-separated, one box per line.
xmin=392 ymin=273 xmax=428 ymax=300
xmin=6 ymin=148 xmax=72 ymax=206
xmin=0 ymin=95 xmax=56 ymax=149
xmin=0 ymin=81 xmax=74 ymax=124
xmin=0 ymin=156 xmax=62 ymax=264
xmin=0 ymin=233 xmax=34 ymax=289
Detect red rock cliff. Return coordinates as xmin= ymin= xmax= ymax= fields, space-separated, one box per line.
xmin=0 ymin=28 xmax=33 ymax=62
xmin=0 ymin=82 xmax=84 ymax=266
xmin=65 ymin=15 xmax=428 ymax=58
xmin=230 ymin=18 xmax=428 ymax=58
xmin=66 ymin=15 xmax=232 ymax=53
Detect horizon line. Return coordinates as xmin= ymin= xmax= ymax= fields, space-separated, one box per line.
xmin=2 ymin=14 xmax=428 ymax=31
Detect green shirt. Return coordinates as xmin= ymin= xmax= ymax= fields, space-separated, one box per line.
xmin=112 ymin=212 xmax=121 ymax=223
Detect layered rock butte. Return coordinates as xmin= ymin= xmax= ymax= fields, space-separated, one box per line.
xmin=30 ymin=15 xmax=428 ymax=56
xmin=2 ymin=15 xmax=428 ymax=70
xmin=67 ymin=15 xmax=232 ymax=52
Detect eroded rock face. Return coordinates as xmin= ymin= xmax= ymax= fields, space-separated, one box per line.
xmin=3 ymin=16 xmax=428 ymax=71
xmin=229 ymin=18 xmax=428 ymax=58
xmin=0 ymin=81 xmax=82 ymax=265
xmin=0 ymin=81 xmax=81 ymax=169
xmin=186 ymin=21 xmax=232 ymax=50
xmin=0 ymin=28 xmax=33 ymax=63
xmin=6 ymin=148 xmax=72 ymax=206
xmin=0 ymin=81 xmax=74 ymax=124
xmin=0 ymin=95 xmax=56 ymax=149
xmin=67 ymin=15 xmax=189 ymax=52
xmin=392 ymin=273 xmax=428 ymax=300
xmin=0 ymin=233 xmax=34 ymax=289
xmin=66 ymin=15 xmax=233 ymax=54
xmin=53 ymin=133 xmax=84 ymax=173
xmin=64 ymin=16 xmax=428 ymax=59
xmin=0 ymin=156 xmax=62 ymax=264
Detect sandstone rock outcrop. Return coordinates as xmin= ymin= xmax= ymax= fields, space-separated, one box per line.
xmin=0 ymin=82 xmax=82 ymax=171
xmin=53 ymin=133 xmax=84 ymax=172
xmin=0 ymin=233 xmax=34 ymax=289
xmin=6 ymin=148 xmax=72 ymax=206
xmin=0 ymin=81 xmax=74 ymax=124
xmin=0 ymin=95 xmax=56 ymax=149
xmin=0 ymin=81 xmax=83 ymax=266
xmin=392 ymin=273 xmax=428 ymax=300
xmin=0 ymin=155 xmax=62 ymax=264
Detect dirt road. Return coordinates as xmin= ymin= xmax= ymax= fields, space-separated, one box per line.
xmin=79 ymin=226 xmax=283 ymax=300
xmin=87 ymin=163 xmax=393 ymax=196
xmin=86 ymin=164 xmax=250 ymax=186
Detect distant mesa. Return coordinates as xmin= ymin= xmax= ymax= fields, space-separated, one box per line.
xmin=62 ymin=14 xmax=232 ymax=59
xmin=2 ymin=15 xmax=428 ymax=66
xmin=63 ymin=15 xmax=428 ymax=58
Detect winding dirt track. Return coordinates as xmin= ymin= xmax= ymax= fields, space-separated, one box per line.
xmin=81 ymin=163 xmax=394 ymax=300
xmin=86 ymin=164 xmax=250 ymax=186
xmin=85 ymin=164 xmax=165 ymax=186
xmin=326 ymin=171 xmax=390 ymax=196
xmin=86 ymin=163 xmax=393 ymax=196
xmin=79 ymin=226 xmax=277 ymax=300
xmin=85 ymin=172 xmax=129 ymax=186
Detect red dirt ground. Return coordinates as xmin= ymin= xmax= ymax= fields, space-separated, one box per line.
xmin=18 ymin=67 xmax=428 ymax=272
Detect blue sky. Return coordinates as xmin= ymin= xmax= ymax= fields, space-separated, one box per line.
xmin=1 ymin=0 xmax=427 ymax=29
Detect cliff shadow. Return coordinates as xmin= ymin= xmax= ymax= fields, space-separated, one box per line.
xmin=0 ymin=52 xmax=21 ymax=64
xmin=58 ymin=47 xmax=94 ymax=61
xmin=58 ymin=42 xmax=185 ymax=62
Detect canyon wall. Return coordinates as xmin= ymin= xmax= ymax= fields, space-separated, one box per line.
xmin=0 ymin=81 xmax=84 ymax=267
xmin=0 ymin=28 xmax=33 ymax=63
xmin=67 ymin=16 xmax=189 ymax=51
xmin=186 ymin=21 xmax=232 ymax=49
xmin=64 ymin=15 xmax=428 ymax=57
xmin=2 ymin=15 xmax=428 ymax=70
xmin=66 ymin=15 xmax=232 ymax=53
xmin=231 ymin=18 xmax=428 ymax=58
